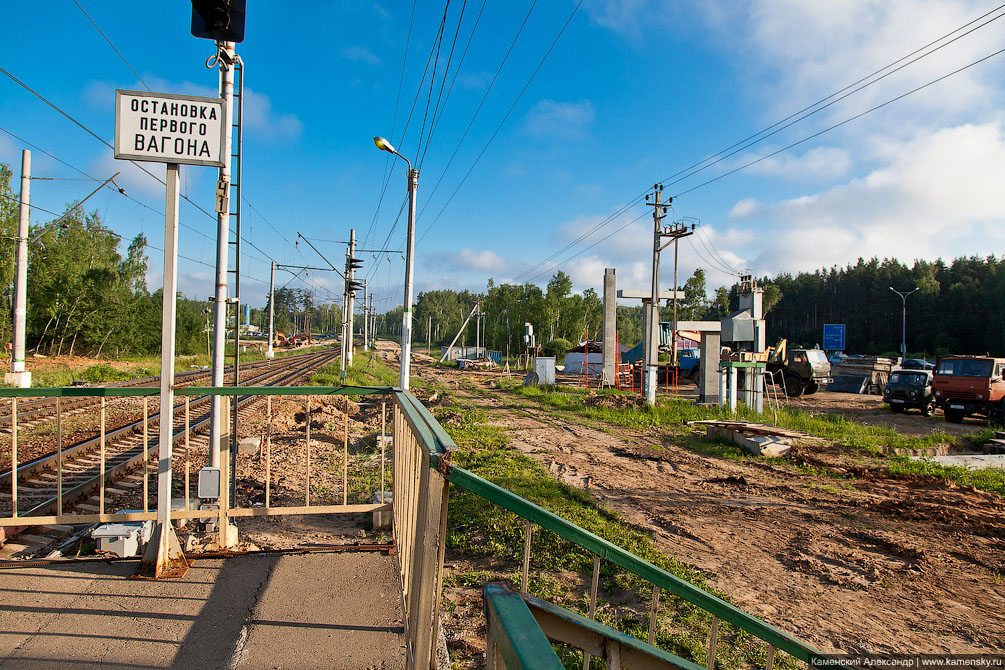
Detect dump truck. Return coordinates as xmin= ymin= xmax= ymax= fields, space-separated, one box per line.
xmin=932 ymin=355 xmax=1005 ymax=424
xmin=765 ymin=339 xmax=831 ymax=397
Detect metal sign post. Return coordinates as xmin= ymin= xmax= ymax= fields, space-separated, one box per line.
xmin=137 ymin=163 xmax=190 ymax=578
xmin=115 ymin=87 xmax=226 ymax=578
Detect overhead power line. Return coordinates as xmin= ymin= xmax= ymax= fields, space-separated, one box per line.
xmin=72 ymin=0 xmax=151 ymax=91
xmin=673 ymin=45 xmax=1005 ymax=198
xmin=657 ymin=4 xmax=1005 ymax=192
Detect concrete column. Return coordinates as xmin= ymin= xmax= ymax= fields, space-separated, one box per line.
xmin=699 ymin=332 xmax=720 ymax=403
xmin=718 ymin=366 xmax=727 ymax=408
xmin=728 ymin=365 xmax=737 ymax=414
xmin=754 ymin=367 xmax=764 ymax=414
xmin=601 ymin=268 xmax=617 ymax=385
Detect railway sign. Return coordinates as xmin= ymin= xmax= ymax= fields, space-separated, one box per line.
xmin=114 ymin=90 xmax=226 ymax=168
xmin=823 ymin=323 xmax=846 ymax=351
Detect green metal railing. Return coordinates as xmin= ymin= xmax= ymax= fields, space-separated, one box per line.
xmin=396 ymin=384 xmax=824 ymax=669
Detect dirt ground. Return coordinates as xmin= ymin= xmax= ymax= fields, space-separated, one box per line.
xmin=407 ymin=360 xmax=1005 ymax=658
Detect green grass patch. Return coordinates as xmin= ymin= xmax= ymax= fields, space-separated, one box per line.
xmin=308 ymin=348 xmax=426 ymax=392
xmin=499 ymin=382 xmax=1004 ymax=498
xmin=440 ymin=403 xmax=795 ymax=670
xmin=886 ymin=456 xmax=1005 ymax=495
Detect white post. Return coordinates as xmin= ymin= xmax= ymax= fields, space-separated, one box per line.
xmin=266 ymin=261 xmax=275 ymax=359
xmin=8 ymin=150 xmax=31 ymax=388
xmin=728 ymin=366 xmax=738 ymax=414
xmin=137 ymin=163 xmax=189 ymax=578
xmin=400 ymin=168 xmax=418 ymax=390
xmin=209 ymin=41 xmax=236 ymax=469
xmin=718 ymin=367 xmax=727 ymax=408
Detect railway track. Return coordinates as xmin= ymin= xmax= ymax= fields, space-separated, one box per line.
xmin=0 ymin=349 xmax=340 ymax=558
xmin=0 ymin=349 xmax=332 ymax=431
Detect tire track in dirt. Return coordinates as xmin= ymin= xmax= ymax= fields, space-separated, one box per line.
xmin=447 ymin=375 xmax=1005 ymax=655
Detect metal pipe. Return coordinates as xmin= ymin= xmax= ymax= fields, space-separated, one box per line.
xmin=210 ymin=41 xmax=237 ymax=471
xmin=56 ymin=398 xmax=62 ymax=516
xmin=99 ymin=397 xmax=106 ymax=515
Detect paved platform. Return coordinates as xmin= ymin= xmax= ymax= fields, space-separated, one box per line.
xmin=0 ymin=551 xmax=406 ymax=669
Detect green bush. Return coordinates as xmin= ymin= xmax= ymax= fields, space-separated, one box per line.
xmin=541 ymin=338 xmax=573 ymax=363
xmin=79 ymin=364 xmax=132 ymax=383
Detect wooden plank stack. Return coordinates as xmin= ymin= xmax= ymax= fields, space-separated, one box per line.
xmin=832 ymin=356 xmax=896 ymax=394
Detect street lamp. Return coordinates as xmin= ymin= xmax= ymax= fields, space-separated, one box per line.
xmin=889 ymin=286 xmax=919 ymax=359
xmin=373 ymin=136 xmax=419 ymax=391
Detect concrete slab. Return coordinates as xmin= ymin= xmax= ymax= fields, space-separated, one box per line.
xmin=0 ymin=551 xmax=405 ymax=669
xmin=914 ymin=453 xmax=1005 ymax=470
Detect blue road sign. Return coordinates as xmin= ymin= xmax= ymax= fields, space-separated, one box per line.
xmin=823 ymin=324 xmax=845 ymax=351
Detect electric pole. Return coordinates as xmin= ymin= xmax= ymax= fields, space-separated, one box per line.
xmin=362 ymin=279 xmax=368 ymax=352
xmin=644 ymin=185 xmax=668 ymax=406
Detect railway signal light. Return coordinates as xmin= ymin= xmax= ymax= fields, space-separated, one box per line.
xmin=346 ymin=257 xmax=364 ymax=272
xmin=346 ymin=279 xmax=364 ymax=293
xmin=191 ymin=0 xmax=246 ymax=43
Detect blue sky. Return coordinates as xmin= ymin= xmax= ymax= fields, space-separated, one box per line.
xmin=3 ymin=1 xmax=1005 ymax=313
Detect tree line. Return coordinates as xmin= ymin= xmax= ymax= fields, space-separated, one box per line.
xmin=759 ymin=256 xmax=1005 ymax=356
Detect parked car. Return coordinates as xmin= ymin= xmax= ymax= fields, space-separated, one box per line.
xmin=883 ymin=370 xmax=935 ymax=415
xmin=901 ymin=358 xmax=934 ymax=371
xmin=828 ymin=353 xmax=848 ymax=366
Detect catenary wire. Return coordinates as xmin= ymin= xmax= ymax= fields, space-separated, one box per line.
xmin=412 ymin=1 xmax=538 ymax=225
xmin=418 ymin=0 xmax=582 ymax=245
xmin=72 ymin=0 xmax=151 ymax=91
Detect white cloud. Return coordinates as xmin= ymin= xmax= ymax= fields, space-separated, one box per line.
xmin=524 ymin=100 xmax=595 ymax=139
xmin=429 ymin=248 xmax=508 ymax=274
xmin=702 ymin=1 xmax=1005 ymax=130
xmin=730 ymin=123 xmax=1005 ymax=275
xmin=457 ymin=248 xmax=507 ymax=272
xmin=340 ymin=45 xmax=382 ymax=66
xmin=241 ymin=88 xmax=304 ymax=139
xmin=736 ymin=146 xmax=852 ymax=181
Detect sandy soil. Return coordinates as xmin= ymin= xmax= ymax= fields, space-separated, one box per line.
xmin=411 ymin=362 xmax=1005 ymax=659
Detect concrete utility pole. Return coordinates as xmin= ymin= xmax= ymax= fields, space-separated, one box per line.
xmin=889 ymin=286 xmax=919 ymax=359
xmin=645 ymin=185 xmax=668 ymax=406
xmin=266 ymin=261 xmax=275 ymax=359
xmin=347 ymin=229 xmax=356 ymax=366
xmin=209 ymin=40 xmax=237 ymax=471
xmin=368 ymin=293 xmax=374 ymax=348
xmin=7 ymin=150 xmax=30 ymax=387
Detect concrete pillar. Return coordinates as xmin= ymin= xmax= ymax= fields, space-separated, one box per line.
xmin=754 ymin=367 xmax=764 ymax=414
xmin=718 ymin=366 xmax=727 ymax=408
xmin=728 ymin=365 xmax=737 ymax=414
xmin=699 ymin=331 xmax=721 ymax=403
xmin=601 ymin=268 xmax=617 ymax=385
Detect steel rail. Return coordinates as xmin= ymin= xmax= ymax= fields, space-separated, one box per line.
xmin=0 ymin=351 xmax=337 ymax=489
xmin=0 ymin=349 xmax=329 ymax=426
xmin=0 ymin=351 xmax=340 ymax=521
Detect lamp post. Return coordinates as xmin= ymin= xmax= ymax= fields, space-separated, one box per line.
xmin=889 ymin=286 xmax=919 ymax=359
xmin=373 ymin=136 xmax=418 ymax=391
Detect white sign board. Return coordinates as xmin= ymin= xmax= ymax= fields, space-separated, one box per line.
xmin=114 ymin=89 xmax=226 ymax=167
